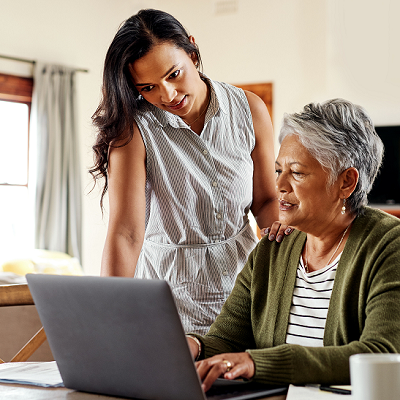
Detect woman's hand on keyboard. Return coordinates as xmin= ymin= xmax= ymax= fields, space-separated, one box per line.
xmin=195 ymin=352 xmax=255 ymax=393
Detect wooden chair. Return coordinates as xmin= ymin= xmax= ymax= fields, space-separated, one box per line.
xmin=0 ymin=284 xmax=47 ymax=363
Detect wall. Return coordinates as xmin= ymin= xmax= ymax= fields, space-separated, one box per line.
xmin=146 ymin=0 xmax=328 ymax=127
xmin=1 ymin=0 xmax=398 ymax=275
xmin=325 ymin=0 xmax=400 ymax=125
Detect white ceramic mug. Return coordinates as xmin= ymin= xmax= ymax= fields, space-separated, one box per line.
xmin=350 ymin=353 xmax=400 ymax=400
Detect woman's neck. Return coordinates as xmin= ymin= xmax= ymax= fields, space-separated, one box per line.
xmin=181 ymin=78 xmax=210 ymax=135
xmin=303 ymin=218 xmax=355 ymax=272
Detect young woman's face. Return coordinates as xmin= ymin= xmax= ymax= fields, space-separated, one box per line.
xmin=129 ymin=42 xmax=204 ymax=119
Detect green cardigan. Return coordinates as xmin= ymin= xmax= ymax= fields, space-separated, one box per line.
xmin=192 ymin=207 xmax=400 ymax=385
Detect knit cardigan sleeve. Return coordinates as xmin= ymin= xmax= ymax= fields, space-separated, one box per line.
xmin=191 ymin=207 xmax=400 ymax=385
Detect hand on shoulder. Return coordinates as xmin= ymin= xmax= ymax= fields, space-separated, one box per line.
xmin=261 ymin=222 xmax=293 ymax=243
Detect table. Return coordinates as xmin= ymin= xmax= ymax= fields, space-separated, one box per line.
xmin=0 ymin=383 xmax=287 ymax=399
xmin=0 ymin=383 xmax=355 ymax=399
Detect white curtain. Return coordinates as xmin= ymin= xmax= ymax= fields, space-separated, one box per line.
xmin=30 ymin=63 xmax=82 ymax=261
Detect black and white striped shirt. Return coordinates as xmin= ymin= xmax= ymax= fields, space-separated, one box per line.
xmin=286 ymin=254 xmax=341 ymax=347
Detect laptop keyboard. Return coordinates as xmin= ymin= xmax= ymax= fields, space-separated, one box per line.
xmin=206 ymin=381 xmax=287 ymax=400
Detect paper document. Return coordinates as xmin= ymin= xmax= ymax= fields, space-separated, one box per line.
xmin=0 ymin=361 xmax=64 ymax=387
xmin=286 ymin=384 xmax=353 ymax=399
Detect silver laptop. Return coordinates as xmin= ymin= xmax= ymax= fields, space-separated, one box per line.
xmin=26 ymin=274 xmax=287 ymax=400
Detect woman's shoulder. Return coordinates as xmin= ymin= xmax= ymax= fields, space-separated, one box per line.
xmin=355 ymin=206 xmax=400 ymax=231
xmin=251 ymin=230 xmax=306 ymax=263
xmin=204 ymin=75 xmax=248 ymax=104
xmin=133 ymin=99 xmax=170 ymax=129
xmin=348 ymin=206 xmax=400 ymax=252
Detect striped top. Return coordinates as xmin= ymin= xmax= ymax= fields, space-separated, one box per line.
xmin=133 ymin=76 xmax=259 ymax=334
xmin=285 ymin=253 xmax=341 ymax=347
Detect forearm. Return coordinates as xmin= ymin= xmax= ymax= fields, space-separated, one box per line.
xmin=196 ymin=318 xmax=398 ymax=386
xmin=246 ymin=89 xmax=277 ymax=233
xmin=252 ymin=198 xmax=279 ymax=231
xmin=101 ymin=232 xmax=143 ymax=277
xmin=249 ymin=326 xmax=400 ymax=386
xmin=247 ymin=342 xmax=372 ymax=386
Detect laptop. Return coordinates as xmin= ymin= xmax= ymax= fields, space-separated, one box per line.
xmin=26 ymin=274 xmax=287 ymax=400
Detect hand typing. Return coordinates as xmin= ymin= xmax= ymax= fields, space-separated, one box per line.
xmin=195 ymin=352 xmax=255 ymax=393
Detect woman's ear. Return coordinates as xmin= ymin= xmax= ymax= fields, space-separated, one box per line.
xmin=191 ymin=52 xmax=199 ymax=66
xmin=189 ymin=36 xmax=199 ymax=66
xmin=340 ymin=167 xmax=359 ymax=199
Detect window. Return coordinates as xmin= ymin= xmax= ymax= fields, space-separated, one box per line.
xmin=0 ymin=73 xmax=34 ymax=263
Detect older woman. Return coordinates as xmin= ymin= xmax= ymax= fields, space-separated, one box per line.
xmin=187 ymin=98 xmax=400 ymax=391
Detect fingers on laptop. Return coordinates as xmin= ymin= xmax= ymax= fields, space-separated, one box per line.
xmin=195 ymin=353 xmax=255 ymax=392
xmin=196 ymin=358 xmax=231 ymax=392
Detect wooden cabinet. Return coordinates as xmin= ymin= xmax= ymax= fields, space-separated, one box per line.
xmin=233 ymin=82 xmax=273 ymax=122
xmin=373 ymin=205 xmax=400 ymax=218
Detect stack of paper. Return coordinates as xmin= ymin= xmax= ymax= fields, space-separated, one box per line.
xmin=0 ymin=361 xmax=64 ymax=387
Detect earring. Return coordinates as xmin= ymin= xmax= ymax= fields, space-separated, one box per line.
xmin=341 ymin=198 xmax=346 ymax=215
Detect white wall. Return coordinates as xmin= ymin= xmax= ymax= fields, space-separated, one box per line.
xmin=1 ymin=0 xmax=398 ymax=275
xmin=147 ymin=0 xmax=328 ymax=127
xmin=325 ymin=0 xmax=400 ymax=125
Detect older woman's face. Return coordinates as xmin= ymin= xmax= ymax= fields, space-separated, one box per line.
xmin=275 ymin=135 xmax=341 ymax=234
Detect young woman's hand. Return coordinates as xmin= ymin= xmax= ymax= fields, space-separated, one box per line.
xmin=260 ymin=221 xmax=293 ymax=243
xmin=195 ymin=353 xmax=255 ymax=393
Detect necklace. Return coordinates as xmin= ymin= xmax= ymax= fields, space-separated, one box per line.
xmin=304 ymin=223 xmax=351 ymax=273
xmin=182 ymin=94 xmax=210 ymax=128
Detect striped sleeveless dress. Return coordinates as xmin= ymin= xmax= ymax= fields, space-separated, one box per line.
xmin=134 ymin=76 xmax=258 ymax=334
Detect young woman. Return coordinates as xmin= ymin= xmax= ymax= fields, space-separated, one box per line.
xmin=90 ymin=9 xmax=283 ymax=334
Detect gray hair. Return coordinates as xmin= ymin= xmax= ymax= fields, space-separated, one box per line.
xmin=279 ymin=98 xmax=384 ymax=214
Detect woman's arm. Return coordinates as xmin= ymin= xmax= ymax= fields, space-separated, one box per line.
xmin=245 ymin=91 xmax=293 ymax=242
xmin=245 ymin=91 xmax=291 ymax=242
xmin=101 ymin=123 xmax=147 ymax=277
xmin=245 ymin=91 xmax=278 ymax=230
xmin=195 ymin=222 xmax=400 ymax=386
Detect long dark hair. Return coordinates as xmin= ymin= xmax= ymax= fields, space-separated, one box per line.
xmin=90 ymin=9 xmax=202 ymax=207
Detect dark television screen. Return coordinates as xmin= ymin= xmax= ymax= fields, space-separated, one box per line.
xmin=368 ymin=125 xmax=400 ymax=205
